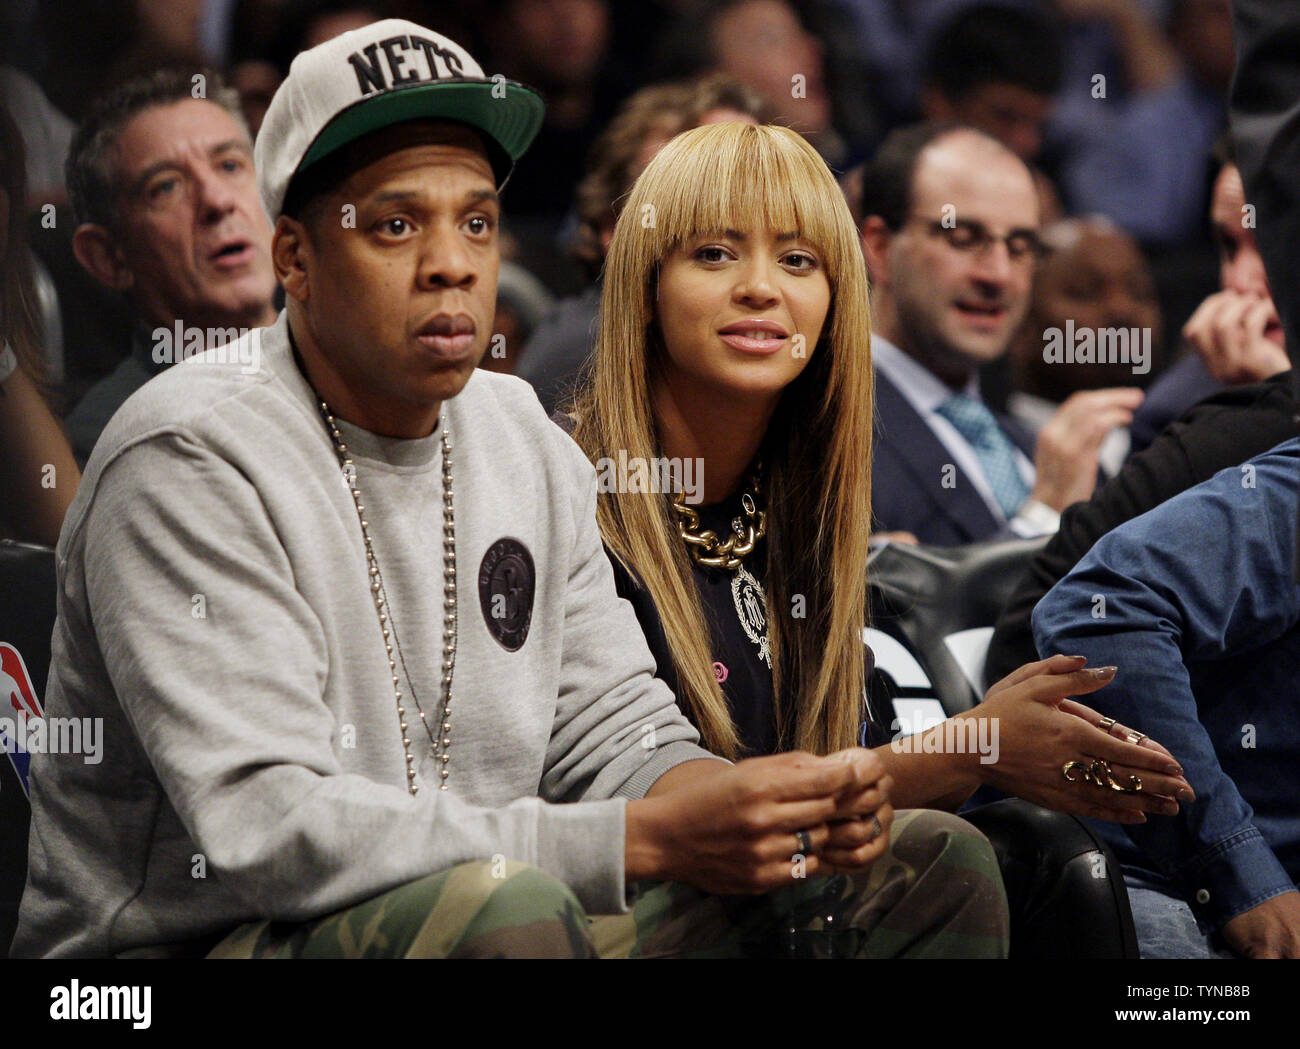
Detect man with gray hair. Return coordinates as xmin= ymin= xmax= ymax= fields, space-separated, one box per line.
xmin=62 ymin=67 xmax=278 ymax=463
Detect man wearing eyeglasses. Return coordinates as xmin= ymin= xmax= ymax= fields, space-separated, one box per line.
xmin=859 ymin=123 xmax=1143 ymax=546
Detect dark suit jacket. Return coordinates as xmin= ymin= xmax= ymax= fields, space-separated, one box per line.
xmin=872 ymin=368 xmax=1036 ymax=546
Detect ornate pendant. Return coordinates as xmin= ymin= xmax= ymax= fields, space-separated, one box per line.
xmin=731 ymin=565 xmax=772 ymax=668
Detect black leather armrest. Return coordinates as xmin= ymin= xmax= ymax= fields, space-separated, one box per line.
xmin=963 ymin=798 xmax=1139 ymax=959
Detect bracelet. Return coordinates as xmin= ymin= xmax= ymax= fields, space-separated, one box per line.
xmin=0 ymin=341 xmax=17 ymax=386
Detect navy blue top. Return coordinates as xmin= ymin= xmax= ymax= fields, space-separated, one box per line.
xmin=1033 ymin=437 xmax=1300 ymax=930
xmin=606 ymin=497 xmax=889 ymax=757
xmin=607 ymin=497 xmax=781 ymax=758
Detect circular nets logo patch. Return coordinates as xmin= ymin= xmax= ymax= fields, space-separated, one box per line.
xmin=478 ymin=538 xmax=535 ymax=651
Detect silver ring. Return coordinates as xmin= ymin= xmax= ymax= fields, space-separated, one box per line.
xmin=794 ymin=829 xmax=813 ymax=856
xmin=867 ymin=814 xmax=884 ymax=842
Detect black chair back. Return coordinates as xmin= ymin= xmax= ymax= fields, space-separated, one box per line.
xmin=865 ymin=537 xmax=1139 ymax=957
xmin=867 ymin=536 xmax=1048 ymax=720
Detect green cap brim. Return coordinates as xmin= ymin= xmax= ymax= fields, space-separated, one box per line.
xmin=299 ymin=78 xmax=545 ymax=186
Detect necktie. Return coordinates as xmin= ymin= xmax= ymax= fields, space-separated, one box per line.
xmin=935 ymin=393 xmax=1031 ymax=519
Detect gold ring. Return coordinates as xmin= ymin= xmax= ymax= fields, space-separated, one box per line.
xmin=1062 ymin=760 xmax=1088 ymax=783
xmin=1064 ymin=759 xmax=1118 ymax=790
xmin=1087 ymin=759 xmax=1113 ymax=788
xmin=1106 ymin=771 xmax=1143 ymax=794
xmin=1098 ymin=716 xmax=1118 ymax=731
xmin=1126 ymin=732 xmax=1147 ymax=745
xmin=1065 ymin=757 xmax=1142 ymax=793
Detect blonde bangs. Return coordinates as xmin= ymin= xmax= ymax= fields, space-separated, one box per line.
xmin=623 ymin=122 xmax=855 ymax=286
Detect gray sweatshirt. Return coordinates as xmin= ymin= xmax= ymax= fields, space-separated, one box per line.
xmin=14 ymin=312 xmax=716 ymax=957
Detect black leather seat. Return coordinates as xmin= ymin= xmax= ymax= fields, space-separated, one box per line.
xmin=962 ymin=800 xmax=1139 ymax=958
xmin=865 ymin=537 xmax=1139 ymax=958
xmin=0 ymin=540 xmax=57 ymax=958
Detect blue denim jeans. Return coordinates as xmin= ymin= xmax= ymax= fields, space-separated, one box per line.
xmin=1125 ymin=871 xmax=1234 ymax=959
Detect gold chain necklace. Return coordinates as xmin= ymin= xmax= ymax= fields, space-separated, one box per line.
xmin=672 ymin=475 xmax=766 ymax=570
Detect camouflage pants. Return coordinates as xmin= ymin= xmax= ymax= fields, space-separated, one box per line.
xmin=591 ymin=809 xmax=1008 ymax=958
xmin=207 ymin=862 xmax=595 ymax=958
xmin=207 ymin=810 xmax=1008 ymax=959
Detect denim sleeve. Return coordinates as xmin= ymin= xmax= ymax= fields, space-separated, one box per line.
xmin=1032 ymin=443 xmax=1300 ymax=929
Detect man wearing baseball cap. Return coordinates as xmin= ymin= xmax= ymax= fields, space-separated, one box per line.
xmin=13 ymin=21 xmax=1007 ymax=958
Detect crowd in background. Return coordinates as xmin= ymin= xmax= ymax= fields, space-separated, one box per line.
xmin=0 ymin=0 xmax=1246 ymax=456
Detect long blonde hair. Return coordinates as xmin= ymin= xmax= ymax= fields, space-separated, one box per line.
xmin=570 ymin=122 xmax=873 ymax=759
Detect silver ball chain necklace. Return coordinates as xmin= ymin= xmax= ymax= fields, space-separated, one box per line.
xmin=296 ymin=340 xmax=458 ymax=796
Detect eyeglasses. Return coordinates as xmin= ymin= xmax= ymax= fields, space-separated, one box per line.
xmin=913 ymin=218 xmax=1045 ymax=263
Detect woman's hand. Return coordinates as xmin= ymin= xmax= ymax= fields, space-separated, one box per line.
xmin=818 ymin=749 xmax=894 ymax=874
xmin=628 ymin=750 xmax=887 ymax=893
xmin=966 ymin=654 xmax=1194 ymax=823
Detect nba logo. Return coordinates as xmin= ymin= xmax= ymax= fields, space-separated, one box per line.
xmin=1 ymin=642 xmax=44 ymax=797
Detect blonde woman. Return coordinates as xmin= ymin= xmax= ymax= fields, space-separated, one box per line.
xmin=566 ymin=123 xmax=1195 ymax=940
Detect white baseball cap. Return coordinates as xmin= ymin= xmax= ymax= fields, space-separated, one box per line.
xmin=255 ymin=19 xmax=545 ymax=220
